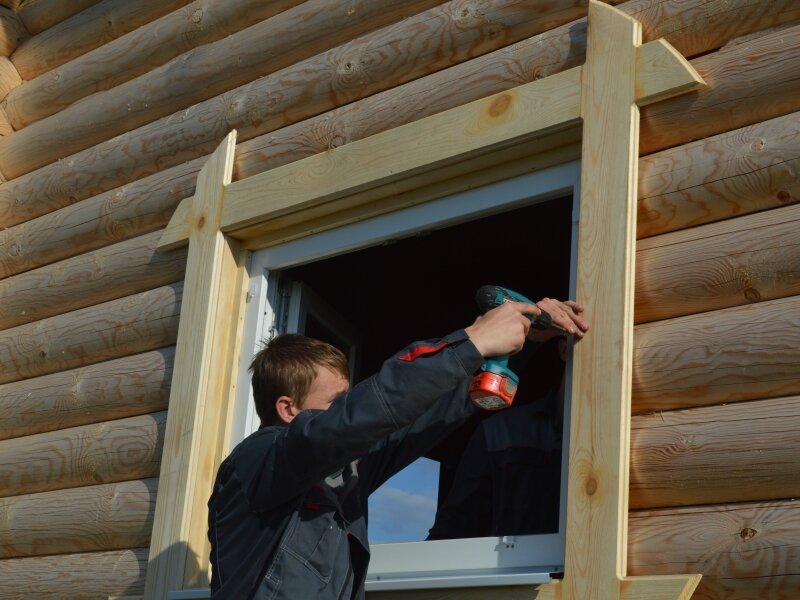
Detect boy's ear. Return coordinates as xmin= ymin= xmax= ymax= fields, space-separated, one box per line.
xmin=275 ymin=395 xmax=298 ymax=424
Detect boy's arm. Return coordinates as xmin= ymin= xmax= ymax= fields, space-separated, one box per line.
xmin=239 ymin=330 xmax=484 ymax=511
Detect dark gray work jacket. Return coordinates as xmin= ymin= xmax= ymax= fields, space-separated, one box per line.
xmin=208 ymin=330 xmax=483 ymax=600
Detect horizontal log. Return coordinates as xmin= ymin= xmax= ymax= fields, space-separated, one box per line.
xmin=16 ymin=0 xmax=102 ymax=34
xmin=0 ymin=348 xmax=173 ymax=441
xmin=632 ymin=295 xmax=800 ymax=412
xmin=0 ymin=548 xmax=147 ymax=598
xmin=7 ymin=0 xmax=437 ymax=129
xmin=0 ymin=6 xmax=27 ymax=57
xmin=641 ymin=23 xmax=800 ymax=155
xmin=0 ymin=411 xmax=165 ymax=498
xmin=11 ymin=0 xmax=193 ymax=82
xmin=0 ymin=478 xmax=156 ymax=558
xmin=630 ymin=395 xmax=800 ymax=509
xmin=0 ymin=161 xmax=200 ymax=278
xmin=629 ymin=499 xmax=800 ymax=600
xmin=635 ymin=203 xmax=800 ymax=323
xmin=638 ymin=110 xmax=800 ymax=238
xmin=0 ymin=0 xmax=792 ymax=230
xmin=0 ymin=55 xmax=20 ymax=100
xmin=0 ymin=230 xmax=186 ymax=328
xmin=0 ymin=0 xmax=600 ymax=179
xmin=0 ymin=283 xmax=181 ymax=385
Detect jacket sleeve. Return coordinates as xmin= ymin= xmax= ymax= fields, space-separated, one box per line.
xmin=237 ymin=329 xmax=484 ymax=512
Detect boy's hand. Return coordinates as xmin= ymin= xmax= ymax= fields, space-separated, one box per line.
xmin=465 ymin=301 xmax=538 ymax=357
xmin=530 ymin=298 xmax=589 ymax=342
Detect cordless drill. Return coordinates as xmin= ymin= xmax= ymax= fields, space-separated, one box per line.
xmin=469 ymin=285 xmax=553 ymax=411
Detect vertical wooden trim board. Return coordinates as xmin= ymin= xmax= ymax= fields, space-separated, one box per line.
xmin=151 ymin=2 xmax=705 ymax=597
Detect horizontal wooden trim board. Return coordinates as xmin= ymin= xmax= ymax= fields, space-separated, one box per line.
xmin=0 ymin=478 xmax=156 ymax=558
xmin=0 ymin=411 xmax=165 ymax=498
xmin=632 ymin=294 xmax=800 ymax=412
xmin=0 ymin=7 xmax=27 ymax=57
xmin=0 ymin=230 xmax=187 ymax=329
xmin=7 ymin=0 xmax=443 ymax=128
xmin=635 ymin=202 xmax=800 ymax=323
xmin=16 ymin=0 xmax=102 ymax=35
xmin=0 ymin=0 xmax=596 ymax=179
xmin=630 ymin=395 xmax=800 ymax=508
xmin=638 ymin=110 xmax=800 ymax=238
xmin=10 ymin=0 xmax=193 ymax=81
xmin=0 ymin=547 xmax=147 ymax=598
xmin=629 ymin=498 xmax=800 ymax=600
xmin=0 ymin=283 xmax=181 ymax=385
xmin=0 ymin=347 xmax=173 ymax=441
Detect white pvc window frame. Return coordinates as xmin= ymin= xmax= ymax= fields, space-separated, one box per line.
xmin=230 ymin=160 xmax=581 ymax=590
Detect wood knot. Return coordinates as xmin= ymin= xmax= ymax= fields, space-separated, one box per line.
xmin=744 ymin=287 xmax=761 ymax=302
xmin=585 ymin=477 xmax=598 ymax=496
xmin=740 ymin=527 xmax=757 ymax=540
xmin=196 ymin=215 xmax=206 ymax=229
xmin=191 ymin=8 xmax=204 ymax=25
xmin=776 ymin=189 xmax=792 ymax=203
xmin=750 ymin=138 xmax=765 ymax=152
xmin=488 ymin=93 xmax=512 ymax=118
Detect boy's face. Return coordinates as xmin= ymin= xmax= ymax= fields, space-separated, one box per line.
xmin=300 ymin=366 xmax=350 ymax=412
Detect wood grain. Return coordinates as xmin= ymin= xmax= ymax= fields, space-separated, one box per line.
xmin=0 ymin=0 xmax=597 ymax=179
xmin=10 ymin=0 xmax=192 ymax=81
xmin=0 ymin=160 xmax=202 ymax=278
xmin=638 ymin=110 xmax=800 ymax=238
xmin=0 ymin=6 xmax=27 ymax=57
xmin=640 ymin=22 xmax=800 ymax=155
xmin=632 ymin=295 xmax=800 ymax=412
xmin=629 ymin=499 xmax=800 ymax=600
xmin=0 ymin=412 xmax=165 ymax=498
xmin=0 ymin=0 xmax=790 ymax=230
xmin=7 ymin=0 xmax=439 ymax=128
xmin=16 ymin=0 xmax=102 ymax=34
xmin=0 ymin=283 xmax=181 ymax=385
xmin=0 ymin=347 xmax=173 ymax=441
xmin=0 ymin=0 xmax=21 ymax=12
xmin=0 ymin=230 xmax=187 ymax=329
xmin=630 ymin=395 xmax=800 ymax=509
xmin=0 ymin=478 xmax=156 ymax=558
xmin=0 ymin=548 xmax=147 ymax=598
xmin=635 ymin=203 xmax=800 ymax=323
xmin=0 ymin=55 xmax=20 ymax=101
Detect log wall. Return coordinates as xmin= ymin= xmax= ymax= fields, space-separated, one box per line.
xmin=0 ymin=0 xmax=797 ymax=597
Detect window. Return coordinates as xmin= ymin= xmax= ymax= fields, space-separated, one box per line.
xmin=230 ymin=161 xmax=580 ymax=590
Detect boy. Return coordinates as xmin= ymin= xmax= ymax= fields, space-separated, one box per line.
xmin=208 ymin=299 xmax=587 ymax=599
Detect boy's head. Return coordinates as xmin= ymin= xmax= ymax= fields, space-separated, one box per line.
xmin=250 ymin=334 xmax=350 ymax=426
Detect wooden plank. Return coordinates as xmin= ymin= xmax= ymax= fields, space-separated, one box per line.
xmin=0 ymin=157 xmax=202 ymax=278
xmin=630 ymin=395 xmax=800 ymax=509
xmin=629 ymin=499 xmax=800 ymax=600
xmin=0 ymin=0 xmax=594 ymax=180
xmin=7 ymin=0 xmax=437 ymax=128
xmin=0 ymin=55 xmax=20 ymax=101
xmin=635 ymin=39 xmax=703 ymax=106
xmin=0 ymin=283 xmax=181 ymax=385
xmin=638 ymin=110 xmax=800 ymax=238
xmin=0 ymin=231 xmax=186 ymax=329
xmin=0 ymin=348 xmax=173 ymax=441
xmin=144 ymin=133 xmax=245 ymax=595
xmin=16 ymin=0 xmax=101 ymax=34
xmin=0 ymin=0 xmax=791 ymax=230
xmin=641 ymin=22 xmax=800 ymax=155
xmin=0 ymin=6 xmax=27 ymax=57
xmin=563 ymin=2 xmax=640 ymax=597
xmin=11 ymin=0 xmax=192 ymax=81
xmin=0 ymin=478 xmax=156 ymax=558
xmin=0 ymin=411 xmax=165 ymax=498
xmin=635 ymin=203 xmax=800 ymax=323
xmin=632 ymin=295 xmax=800 ymax=413
xmin=0 ymin=548 xmax=147 ymax=598
xmin=368 ymin=584 xmax=558 ymax=600
xmin=213 ymin=68 xmax=582 ymax=241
